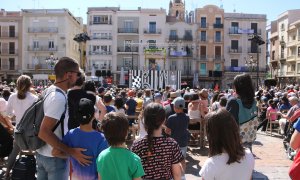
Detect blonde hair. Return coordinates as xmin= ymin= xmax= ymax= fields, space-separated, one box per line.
xmin=16 ymin=75 xmax=32 ymax=99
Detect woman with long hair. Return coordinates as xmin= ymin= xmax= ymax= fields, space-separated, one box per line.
xmin=131 ymin=103 xmax=183 ymax=180
xmin=5 ymin=75 xmax=38 ymax=178
xmin=226 ymin=73 xmax=258 ymax=151
xmin=199 ymin=109 xmax=254 ymax=179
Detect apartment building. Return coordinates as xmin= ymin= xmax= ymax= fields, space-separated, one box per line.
xmin=22 ymin=9 xmax=83 ymax=83
xmin=270 ymin=9 xmax=300 ymax=86
xmin=223 ymin=13 xmax=267 ymax=89
xmin=195 ymin=5 xmax=224 ymax=89
xmin=0 ymin=10 xmax=22 ymax=82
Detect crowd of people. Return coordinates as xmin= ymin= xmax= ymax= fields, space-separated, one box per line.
xmin=0 ymin=56 xmax=299 ymax=179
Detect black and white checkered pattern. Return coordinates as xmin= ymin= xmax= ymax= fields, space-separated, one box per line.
xmin=131 ymin=76 xmax=141 ymax=89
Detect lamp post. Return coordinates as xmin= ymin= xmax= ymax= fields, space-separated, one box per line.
xmin=45 ymin=54 xmax=58 ymax=74
xmin=248 ymin=34 xmax=265 ymax=90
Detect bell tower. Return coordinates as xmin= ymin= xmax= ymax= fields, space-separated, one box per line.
xmin=168 ymin=0 xmax=185 ymax=21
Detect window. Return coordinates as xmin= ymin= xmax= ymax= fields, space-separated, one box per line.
xmin=215 ymin=46 xmax=221 ymax=59
xmin=200 ymin=17 xmax=207 ymax=28
xmin=215 ymin=31 xmax=221 ymax=42
xmin=124 ymin=21 xmax=133 ymax=32
xmin=48 ymin=40 xmax=54 ymax=49
xmin=281 ymin=24 xmax=285 ymax=30
xmin=123 ymin=57 xmax=133 ymax=68
xmin=9 ymin=58 xmax=14 ymax=70
xmin=231 ymin=22 xmax=239 ymax=33
xmin=251 ymin=23 xmax=258 ymax=34
xmin=200 ymin=46 xmax=206 ymax=57
xmin=93 ymin=46 xmax=100 ymax=52
xmin=231 ymin=40 xmax=238 ymax=49
xmin=170 ymin=60 xmax=177 ymax=70
xmin=9 ymin=26 xmax=15 ymax=37
xmin=200 ymin=31 xmax=206 ymax=41
xmin=231 ymin=59 xmax=238 ymax=67
xmin=93 ymin=15 xmax=109 ymax=24
xmin=170 ymin=30 xmax=177 ymax=36
xmin=297 ymin=63 xmax=300 ymax=74
xmin=272 ymin=51 xmax=275 ymax=60
xmin=149 ymin=22 xmax=156 ymax=33
xmin=33 ymin=40 xmax=39 ymax=49
xmin=281 ymin=45 xmax=285 ymax=58
xmin=200 ymin=63 xmax=206 ymax=76
xmin=9 ymin=42 xmax=15 ymax=54
xmin=215 ymin=17 xmax=221 ymax=24
xmin=100 ymin=46 xmax=108 ymax=52
xmin=298 ymin=47 xmax=300 ymax=57
xmin=215 ymin=63 xmax=221 ymax=71
xmin=124 ymin=40 xmax=132 ymax=52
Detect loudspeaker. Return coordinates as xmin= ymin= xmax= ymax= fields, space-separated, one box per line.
xmin=107 ymin=70 xmax=111 ymax=77
xmin=101 ymin=70 xmax=107 ymax=77
xmin=95 ymin=70 xmax=102 ymax=77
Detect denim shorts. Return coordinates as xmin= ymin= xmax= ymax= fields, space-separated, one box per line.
xmin=180 ymin=146 xmax=188 ymax=158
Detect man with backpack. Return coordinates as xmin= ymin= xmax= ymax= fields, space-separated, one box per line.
xmin=36 ymin=57 xmax=92 ymax=180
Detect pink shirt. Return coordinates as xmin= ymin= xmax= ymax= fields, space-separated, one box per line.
xmin=267 ymin=107 xmax=278 ymax=121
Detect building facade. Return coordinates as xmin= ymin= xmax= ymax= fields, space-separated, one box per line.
xmin=223 ymin=13 xmax=267 ymax=89
xmin=22 ymin=9 xmax=83 ymax=84
xmin=0 ymin=10 xmax=22 ymax=82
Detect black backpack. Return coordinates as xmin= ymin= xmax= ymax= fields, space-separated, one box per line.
xmin=14 ymin=88 xmax=66 ymax=151
xmin=0 ymin=123 xmax=13 ymax=158
xmin=11 ymin=155 xmax=36 ymax=180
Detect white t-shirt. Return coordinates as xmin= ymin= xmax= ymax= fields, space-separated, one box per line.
xmin=36 ymin=85 xmax=68 ymax=157
xmin=0 ymin=97 xmax=7 ymax=112
xmin=199 ymin=149 xmax=254 ymax=180
xmin=6 ymin=92 xmax=38 ymax=125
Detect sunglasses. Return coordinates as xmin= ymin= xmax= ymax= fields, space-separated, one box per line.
xmin=69 ymin=71 xmax=81 ymax=77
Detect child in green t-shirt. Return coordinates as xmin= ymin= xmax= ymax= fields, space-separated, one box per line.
xmin=97 ymin=112 xmax=145 ymax=180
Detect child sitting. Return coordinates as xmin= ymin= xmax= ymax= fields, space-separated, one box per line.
xmin=52 ymin=98 xmax=109 ymax=180
xmin=97 ymin=112 xmax=145 ymax=180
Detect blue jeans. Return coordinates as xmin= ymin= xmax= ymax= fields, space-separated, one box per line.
xmin=36 ymin=153 xmax=69 ymax=180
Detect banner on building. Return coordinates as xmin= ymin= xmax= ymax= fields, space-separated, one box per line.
xmin=129 ymin=70 xmax=181 ymax=90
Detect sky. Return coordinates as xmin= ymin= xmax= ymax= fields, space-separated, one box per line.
xmin=1 ymin=0 xmax=299 ymax=24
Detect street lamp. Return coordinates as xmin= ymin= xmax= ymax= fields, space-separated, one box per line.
xmin=248 ymin=33 xmax=265 ymax=91
xmin=45 ymin=54 xmax=58 ymax=74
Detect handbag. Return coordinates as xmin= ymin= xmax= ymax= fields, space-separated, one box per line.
xmin=289 ymin=150 xmax=300 ymax=179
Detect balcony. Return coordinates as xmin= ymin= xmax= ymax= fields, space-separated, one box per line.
xmin=118 ymin=28 xmax=138 ymax=34
xmin=89 ymin=21 xmax=112 ymax=25
xmin=214 ymin=55 xmax=223 ymax=61
xmin=248 ymin=48 xmax=261 ymax=53
xmin=0 ymin=65 xmax=19 ymax=71
xmin=28 ymin=27 xmax=58 ymax=33
xmin=213 ymin=23 xmax=223 ymax=28
xmin=228 ymin=47 xmax=242 ymax=53
xmin=199 ymin=23 xmax=209 ymax=28
xmin=214 ymin=38 xmax=222 ymax=43
xmin=91 ymin=35 xmax=112 ymax=40
xmin=208 ymin=71 xmax=223 ymax=78
xmin=224 ymin=66 xmax=266 ymax=72
xmin=28 ymin=46 xmax=58 ymax=52
xmin=117 ymin=65 xmax=138 ymax=71
xmin=89 ymin=51 xmax=112 ymax=55
xmin=169 ymin=51 xmax=193 ymax=57
xmin=0 ymin=32 xmax=18 ymax=39
xmin=169 ymin=35 xmax=179 ymax=41
xmin=229 ymin=27 xmax=240 ymax=35
xmin=27 ymin=63 xmax=49 ymax=70
xmin=0 ymin=49 xmax=18 ymax=56
xmin=183 ymin=35 xmax=193 ymax=41
xmin=117 ymin=46 xmax=139 ymax=53
xmin=199 ymin=55 xmax=208 ymax=61
xmin=287 ymin=55 xmax=296 ymax=62
xmin=143 ymin=29 xmax=162 ymax=34
xmin=199 ymin=38 xmax=207 ymax=42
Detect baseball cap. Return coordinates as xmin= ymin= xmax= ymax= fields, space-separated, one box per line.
xmin=172 ymin=97 xmax=185 ymax=109
xmin=78 ymin=98 xmax=95 ymax=123
xmin=154 ymin=93 xmax=162 ymax=99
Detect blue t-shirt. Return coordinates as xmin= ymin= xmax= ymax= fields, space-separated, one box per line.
xmin=293 ymin=119 xmax=300 ymax=132
xmin=166 ymin=113 xmax=190 ymax=147
xmin=126 ymin=98 xmax=137 ymax=116
xmin=106 ymin=105 xmax=116 ymax=113
xmin=63 ymin=128 xmax=109 ymax=180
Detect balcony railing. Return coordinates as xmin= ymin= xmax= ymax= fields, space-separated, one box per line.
xmin=224 ymin=66 xmax=266 ymax=72
xmin=117 ymin=46 xmax=139 ymax=52
xmin=214 ymin=55 xmax=223 ymax=61
xmin=199 ymin=38 xmax=207 ymax=42
xmin=287 ymin=55 xmax=296 ymax=61
xmin=0 ymin=49 xmax=18 ymax=55
xmin=199 ymin=55 xmax=207 ymax=60
xmin=169 ymin=51 xmax=193 ymax=57
xmin=228 ymin=47 xmax=242 ymax=53
xmin=229 ymin=27 xmax=240 ymax=34
xmin=213 ymin=23 xmax=223 ymax=28
xmin=89 ymin=21 xmax=112 ymax=25
xmin=118 ymin=28 xmax=138 ymax=33
xmin=169 ymin=35 xmax=179 ymax=41
xmin=199 ymin=23 xmax=209 ymax=28
xmin=208 ymin=70 xmax=223 ymax=77
xmin=248 ymin=48 xmax=261 ymax=53
xmin=183 ymin=35 xmax=193 ymax=41
xmin=117 ymin=65 xmax=138 ymax=71
xmin=143 ymin=29 xmax=162 ymax=34
xmin=28 ymin=46 xmax=58 ymax=52
xmin=27 ymin=63 xmax=49 ymax=70
xmin=0 ymin=32 xmax=18 ymax=38
xmin=28 ymin=27 xmax=58 ymax=33
xmin=89 ymin=51 xmax=112 ymax=55
xmin=91 ymin=35 xmax=112 ymax=40
xmin=214 ymin=38 xmax=222 ymax=43
xmin=0 ymin=65 xmax=19 ymax=71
